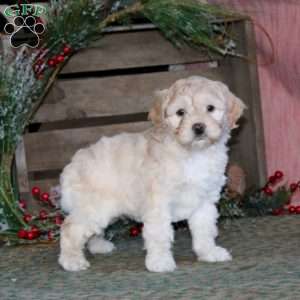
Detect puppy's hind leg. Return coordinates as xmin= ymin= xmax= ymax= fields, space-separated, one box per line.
xmin=59 ymin=215 xmax=96 ymax=271
xmin=87 ymin=234 xmax=115 ymax=254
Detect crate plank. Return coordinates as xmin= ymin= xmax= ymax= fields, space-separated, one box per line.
xmin=34 ymin=67 xmax=224 ymax=123
xmin=24 ymin=122 xmax=151 ymax=172
xmin=61 ymin=30 xmax=212 ymax=74
xmin=243 ymin=20 xmax=266 ymax=186
xmin=219 ymin=21 xmax=266 ymax=187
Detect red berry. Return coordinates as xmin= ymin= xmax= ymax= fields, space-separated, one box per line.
xmin=268 ymin=175 xmax=277 ymax=185
xmin=32 ymin=186 xmax=40 ymax=196
xmin=31 ymin=225 xmax=40 ymax=238
xmin=56 ymin=55 xmax=64 ymax=63
xmin=296 ymin=206 xmax=300 ymax=214
xmin=54 ymin=214 xmax=63 ymax=225
xmin=17 ymin=229 xmax=28 ymax=239
xmin=130 ymin=226 xmax=140 ymax=237
xmin=39 ymin=209 xmax=48 ymax=220
xmin=288 ymin=206 xmax=296 ymax=214
xmin=31 ymin=225 xmax=39 ymax=232
xmin=23 ymin=214 xmax=32 ymax=223
xmin=290 ymin=183 xmax=298 ymax=193
xmin=63 ymin=46 xmax=71 ymax=55
xmin=262 ymin=186 xmax=273 ymax=196
xmin=47 ymin=231 xmax=53 ymax=241
xmin=27 ymin=231 xmax=36 ymax=240
xmin=297 ymin=181 xmax=300 ymax=188
xmin=274 ymin=170 xmax=284 ymax=179
xmin=40 ymin=192 xmax=50 ymax=202
xmin=47 ymin=59 xmax=56 ymax=67
xmin=19 ymin=199 xmax=27 ymax=209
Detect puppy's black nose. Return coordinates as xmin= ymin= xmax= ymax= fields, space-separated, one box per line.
xmin=192 ymin=123 xmax=206 ymax=136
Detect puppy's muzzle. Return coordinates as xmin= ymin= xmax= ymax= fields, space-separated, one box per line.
xmin=192 ymin=123 xmax=206 ymax=138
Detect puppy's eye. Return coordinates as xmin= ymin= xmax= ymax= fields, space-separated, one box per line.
xmin=176 ymin=109 xmax=185 ymax=116
xmin=207 ymin=105 xmax=215 ymax=112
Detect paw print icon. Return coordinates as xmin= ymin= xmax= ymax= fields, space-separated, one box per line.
xmin=4 ymin=16 xmax=45 ymax=48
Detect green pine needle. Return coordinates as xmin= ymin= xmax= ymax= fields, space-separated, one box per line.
xmin=142 ymin=0 xmax=241 ymax=55
xmin=45 ymin=0 xmax=106 ymax=51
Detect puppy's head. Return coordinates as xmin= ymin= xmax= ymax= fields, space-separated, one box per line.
xmin=148 ymin=76 xmax=246 ymax=148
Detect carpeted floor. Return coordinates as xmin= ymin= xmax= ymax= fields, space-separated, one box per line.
xmin=1 ymin=216 xmax=299 ymax=300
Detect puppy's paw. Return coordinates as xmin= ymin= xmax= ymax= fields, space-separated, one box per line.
xmin=146 ymin=252 xmax=176 ymax=273
xmin=198 ymin=246 xmax=232 ymax=262
xmin=88 ymin=238 xmax=116 ymax=254
xmin=59 ymin=254 xmax=90 ymax=271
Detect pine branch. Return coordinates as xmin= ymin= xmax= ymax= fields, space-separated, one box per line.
xmin=141 ymin=0 xmax=242 ymax=55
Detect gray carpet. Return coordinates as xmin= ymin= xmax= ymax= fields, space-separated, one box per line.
xmin=1 ymin=216 xmax=300 ymax=300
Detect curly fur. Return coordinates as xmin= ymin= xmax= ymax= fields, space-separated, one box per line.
xmin=58 ymin=76 xmax=246 ymax=272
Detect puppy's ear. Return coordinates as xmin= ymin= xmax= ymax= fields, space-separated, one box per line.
xmin=227 ymin=92 xmax=247 ymax=129
xmin=148 ymin=89 xmax=169 ymax=126
xmin=220 ymin=84 xmax=246 ymax=129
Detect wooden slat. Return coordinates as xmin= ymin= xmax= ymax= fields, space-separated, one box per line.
xmin=243 ymin=20 xmax=266 ymax=187
xmin=61 ymin=30 xmax=213 ymax=74
xmin=219 ymin=21 xmax=266 ymax=188
xmin=36 ymin=113 xmax=148 ymax=132
xmin=34 ymin=67 xmax=224 ymax=123
xmin=24 ymin=122 xmax=151 ymax=172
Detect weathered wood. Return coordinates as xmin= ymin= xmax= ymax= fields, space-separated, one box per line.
xmin=61 ymin=30 xmax=213 ymax=74
xmin=34 ymin=67 xmax=223 ymax=123
xmin=243 ymin=20 xmax=266 ymax=186
xmin=24 ymin=122 xmax=151 ymax=172
xmin=219 ymin=21 xmax=266 ymax=187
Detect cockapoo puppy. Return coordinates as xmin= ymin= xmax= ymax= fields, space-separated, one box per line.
xmin=59 ymin=76 xmax=246 ymax=272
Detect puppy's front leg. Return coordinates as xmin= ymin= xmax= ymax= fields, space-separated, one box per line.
xmin=143 ymin=207 xmax=176 ymax=272
xmin=188 ymin=203 xmax=232 ymax=262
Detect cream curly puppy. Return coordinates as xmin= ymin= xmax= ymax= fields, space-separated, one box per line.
xmin=59 ymin=76 xmax=246 ymax=272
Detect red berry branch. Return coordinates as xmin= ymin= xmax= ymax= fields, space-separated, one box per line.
xmin=33 ymin=44 xmax=73 ymax=80
xmin=261 ymin=170 xmax=300 ymax=216
xmin=14 ymin=186 xmax=65 ymax=243
xmin=2 ymin=169 xmax=299 ymax=245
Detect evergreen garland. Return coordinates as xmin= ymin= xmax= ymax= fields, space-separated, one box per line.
xmin=44 ymin=0 xmax=106 ymax=51
xmin=142 ymin=0 xmax=238 ymax=55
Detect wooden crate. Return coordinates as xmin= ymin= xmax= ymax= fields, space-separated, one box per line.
xmin=15 ymin=19 xmax=266 ymax=199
